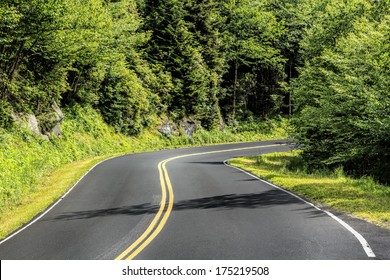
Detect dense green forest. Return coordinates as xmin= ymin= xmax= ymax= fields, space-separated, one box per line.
xmin=0 ymin=0 xmax=389 ymax=183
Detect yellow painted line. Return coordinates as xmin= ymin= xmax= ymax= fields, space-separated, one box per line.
xmin=116 ymin=143 xmax=289 ymax=260
xmin=124 ymin=160 xmax=174 ymax=259
xmin=115 ymin=160 xmax=168 ymax=260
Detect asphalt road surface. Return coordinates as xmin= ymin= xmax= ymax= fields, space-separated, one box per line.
xmin=1 ymin=140 xmax=389 ymax=260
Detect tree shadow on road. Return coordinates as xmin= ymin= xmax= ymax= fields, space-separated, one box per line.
xmin=48 ymin=189 xmax=324 ymax=221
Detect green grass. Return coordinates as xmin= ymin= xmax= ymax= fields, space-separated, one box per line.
xmin=0 ymin=156 xmax=110 ymax=238
xmin=229 ymin=150 xmax=390 ymax=229
xmin=0 ymin=107 xmax=289 ymax=239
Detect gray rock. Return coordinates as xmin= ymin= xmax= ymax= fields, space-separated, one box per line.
xmin=180 ymin=119 xmax=196 ymax=138
xmin=51 ymin=123 xmax=62 ymax=137
xmin=157 ymin=118 xmax=178 ymax=136
xmin=157 ymin=117 xmax=197 ymax=138
xmin=26 ymin=114 xmax=41 ymax=135
xmin=12 ymin=102 xmax=64 ymax=139
xmin=12 ymin=113 xmax=41 ymax=136
xmin=39 ymin=102 xmax=64 ymax=137
xmin=51 ymin=102 xmax=64 ymax=122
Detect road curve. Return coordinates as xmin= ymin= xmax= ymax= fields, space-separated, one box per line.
xmin=1 ymin=140 xmax=389 ymax=260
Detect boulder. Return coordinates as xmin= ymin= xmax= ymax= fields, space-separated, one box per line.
xmin=39 ymin=102 xmax=64 ymax=137
xmin=12 ymin=102 xmax=64 ymax=139
xmin=12 ymin=113 xmax=41 ymax=136
xmin=180 ymin=119 xmax=196 ymax=138
xmin=52 ymin=102 xmax=64 ymax=123
xmin=157 ymin=118 xmax=178 ymax=137
xmin=157 ymin=117 xmax=197 ymax=138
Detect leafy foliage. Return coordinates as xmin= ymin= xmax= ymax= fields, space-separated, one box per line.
xmin=1 ymin=0 xmax=390 ymax=184
xmin=293 ymin=1 xmax=390 ymax=183
xmin=0 ymin=0 xmax=160 ymax=134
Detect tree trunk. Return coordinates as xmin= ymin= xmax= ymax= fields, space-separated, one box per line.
xmin=232 ymin=59 xmax=238 ymax=122
xmin=288 ymin=60 xmax=293 ymax=117
xmin=7 ymin=41 xmax=25 ymax=83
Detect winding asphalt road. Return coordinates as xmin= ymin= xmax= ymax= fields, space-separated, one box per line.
xmin=1 ymin=140 xmax=389 ymax=260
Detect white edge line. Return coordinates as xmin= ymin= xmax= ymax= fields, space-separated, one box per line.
xmin=223 ymin=159 xmax=376 ymax=258
xmin=0 ymin=155 xmax=121 ymax=245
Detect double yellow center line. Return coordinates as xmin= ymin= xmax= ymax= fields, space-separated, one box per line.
xmin=115 ymin=158 xmax=174 ymax=260
xmin=115 ymin=143 xmax=287 ymax=260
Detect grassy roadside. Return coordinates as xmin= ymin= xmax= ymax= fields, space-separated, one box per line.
xmin=0 ymin=106 xmax=289 ymax=239
xmin=0 ymin=156 xmax=112 ymax=239
xmin=229 ymin=150 xmax=390 ymax=229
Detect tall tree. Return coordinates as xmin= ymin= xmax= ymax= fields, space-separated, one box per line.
xmin=0 ymin=0 xmax=71 ymax=115
xmin=220 ymin=0 xmax=285 ymax=122
xmin=142 ymin=0 xmax=222 ymax=128
xmin=293 ymin=1 xmax=390 ymax=183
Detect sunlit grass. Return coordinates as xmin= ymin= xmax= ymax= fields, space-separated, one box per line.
xmin=229 ymin=151 xmax=390 ymax=228
xmin=0 ymin=156 xmax=110 ymax=239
